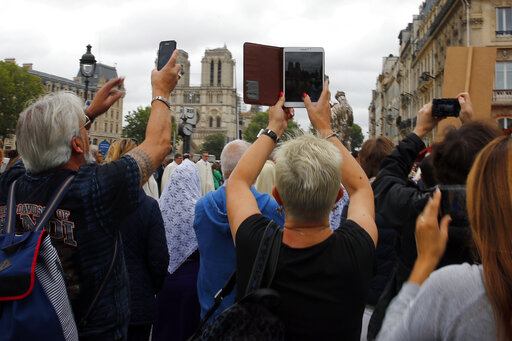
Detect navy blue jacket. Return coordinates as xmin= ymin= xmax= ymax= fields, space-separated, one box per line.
xmin=121 ymin=190 xmax=169 ymax=325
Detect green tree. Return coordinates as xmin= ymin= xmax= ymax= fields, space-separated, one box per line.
xmin=243 ymin=111 xmax=302 ymax=143
xmin=199 ymin=133 xmax=226 ymax=159
xmin=350 ymin=123 xmax=364 ymax=151
xmin=122 ymin=106 xmax=150 ymax=143
xmin=0 ymin=61 xmax=44 ymax=140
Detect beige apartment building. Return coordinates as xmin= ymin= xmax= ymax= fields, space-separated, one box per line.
xmin=369 ymin=0 xmax=512 ymax=144
xmin=2 ymin=59 xmax=123 ymax=151
xmin=169 ymin=46 xmax=249 ymax=152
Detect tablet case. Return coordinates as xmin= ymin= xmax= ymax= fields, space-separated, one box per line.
xmin=243 ymin=43 xmax=283 ymax=106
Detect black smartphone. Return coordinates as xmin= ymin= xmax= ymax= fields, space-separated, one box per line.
xmin=157 ymin=40 xmax=177 ymax=71
xmin=437 ymin=185 xmax=468 ymax=225
xmin=432 ymin=98 xmax=461 ymax=117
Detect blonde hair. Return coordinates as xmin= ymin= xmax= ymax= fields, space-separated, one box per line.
xmin=466 ymin=135 xmax=512 ymax=340
xmin=275 ymin=134 xmax=342 ymax=222
xmin=104 ymin=138 xmax=137 ymax=163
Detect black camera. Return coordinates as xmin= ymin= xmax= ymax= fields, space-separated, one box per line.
xmin=432 ymin=98 xmax=461 ymax=117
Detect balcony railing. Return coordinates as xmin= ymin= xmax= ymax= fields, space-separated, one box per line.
xmin=493 ymin=89 xmax=512 ymax=105
xmin=496 ymin=30 xmax=512 ymax=37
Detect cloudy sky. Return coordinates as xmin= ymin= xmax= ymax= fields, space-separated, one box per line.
xmin=1 ymin=0 xmax=421 ymax=136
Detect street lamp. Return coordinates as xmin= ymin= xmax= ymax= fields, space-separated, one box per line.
xmin=79 ymin=44 xmax=97 ymax=101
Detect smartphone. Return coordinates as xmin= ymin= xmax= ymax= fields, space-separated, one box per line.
xmin=283 ymin=47 xmax=324 ymax=107
xmin=432 ymin=98 xmax=461 ymax=117
xmin=157 ymin=40 xmax=177 ymax=71
xmin=437 ymin=185 xmax=468 ymax=225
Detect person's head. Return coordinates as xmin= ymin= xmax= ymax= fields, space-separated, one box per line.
xmin=104 ymin=138 xmax=137 ymax=163
xmin=220 ymin=140 xmax=251 ymax=179
xmin=201 ymin=152 xmax=209 ymax=161
xmin=183 ymin=153 xmax=191 ymax=160
xmin=212 ymin=162 xmax=220 ymax=171
xmin=274 ymin=134 xmax=342 ymax=222
xmin=16 ymin=91 xmax=92 ymax=174
xmin=431 ymin=120 xmax=502 ymax=185
xmin=174 ymin=153 xmax=183 ymax=165
xmin=358 ymin=136 xmax=394 ymax=179
xmin=90 ymin=146 xmax=103 ymax=165
xmin=466 ymin=135 xmax=512 ymax=340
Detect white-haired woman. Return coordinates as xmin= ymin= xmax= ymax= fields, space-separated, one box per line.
xmin=226 ymin=85 xmax=377 ymax=340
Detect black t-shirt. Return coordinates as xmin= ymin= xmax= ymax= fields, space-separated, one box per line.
xmin=236 ymin=214 xmax=375 ymax=341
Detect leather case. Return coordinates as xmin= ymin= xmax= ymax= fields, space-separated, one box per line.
xmin=243 ymin=42 xmax=283 ymax=106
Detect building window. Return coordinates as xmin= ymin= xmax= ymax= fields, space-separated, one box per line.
xmin=210 ymin=60 xmax=214 ymax=86
xmin=216 ymin=116 xmax=221 ymax=128
xmin=496 ymin=7 xmax=512 ymax=36
xmin=217 ymin=61 xmax=222 ymax=86
xmin=495 ymin=62 xmax=512 ymax=89
xmin=94 ymin=121 xmax=97 ymax=131
xmin=104 ymin=123 xmax=107 ymax=132
xmin=497 ymin=116 xmax=512 ymax=131
xmin=93 ymin=138 xmax=98 ymax=145
xmin=110 ymin=123 xmax=113 ymax=133
xmin=209 ymin=117 xmax=213 ymax=128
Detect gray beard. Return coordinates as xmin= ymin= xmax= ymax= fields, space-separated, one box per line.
xmin=85 ymin=150 xmax=95 ymax=164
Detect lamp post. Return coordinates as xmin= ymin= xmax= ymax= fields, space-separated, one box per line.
xmin=79 ymin=44 xmax=97 ymax=102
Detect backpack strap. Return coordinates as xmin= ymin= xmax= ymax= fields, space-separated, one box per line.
xmin=33 ymin=175 xmax=75 ymax=232
xmin=78 ymin=234 xmax=119 ymax=328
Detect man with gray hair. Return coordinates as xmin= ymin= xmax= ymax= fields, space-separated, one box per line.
xmin=193 ymin=140 xmax=284 ymax=323
xmin=0 ymin=51 xmax=181 ymax=340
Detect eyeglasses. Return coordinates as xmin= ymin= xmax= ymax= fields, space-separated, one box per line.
xmin=80 ymin=114 xmax=92 ymax=131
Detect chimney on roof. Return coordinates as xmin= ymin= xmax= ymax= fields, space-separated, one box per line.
xmin=23 ymin=63 xmax=33 ymax=70
xmin=4 ymin=58 xmax=16 ymax=64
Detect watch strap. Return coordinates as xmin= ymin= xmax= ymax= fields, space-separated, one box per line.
xmin=151 ymin=96 xmax=171 ymax=109
xmin=258 ymin=129 xmax=279 ymax=143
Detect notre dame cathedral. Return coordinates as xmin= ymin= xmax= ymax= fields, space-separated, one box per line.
xmin=169 ymin=45 xmax=245 ymax=152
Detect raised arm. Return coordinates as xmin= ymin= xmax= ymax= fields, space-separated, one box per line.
xmin=304 ymin=82 xmax=377 ymax=245
xmin=128 ymin=50 xmax=181 ymax=187
xmin=85 ymin=77 xmax=125 ymax=122
xmin=226 ymin=94 xmax=289 ymax=242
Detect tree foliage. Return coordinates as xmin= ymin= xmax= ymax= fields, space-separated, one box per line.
xmin=243 ymin=111 xmax=302 ymax=143
xmin=199 ymin=133 xmax=226 ymax=159
xmin=122 ymin=106 xmax=151 ymax=143
xmin=350 ymin=123 xmax=364 ymax=151
xmin=0 ymin=61 xmax=44 ymax=139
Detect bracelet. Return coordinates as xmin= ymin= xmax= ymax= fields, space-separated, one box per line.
xmin=325 ymin=131 xmax=339 ymax=140
xmin=151 ymin=96 xmax=171 ymax=109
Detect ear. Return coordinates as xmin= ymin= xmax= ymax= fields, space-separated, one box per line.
xmin=272 ymin=186 xmax=283 ymax=206
xmin=71 ymin=136 xmax=84 ymax=154
xmin=334 ymin=185 xmax=344 ymax=203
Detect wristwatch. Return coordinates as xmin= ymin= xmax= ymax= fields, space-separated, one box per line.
xmin=257 ymin=129 xmax=279 ymax=143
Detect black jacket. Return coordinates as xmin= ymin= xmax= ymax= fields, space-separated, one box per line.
xmin=367 ymin=133 xmax=475 ymax=339
xmin=121 ymin=190 xmax=169 ymax=325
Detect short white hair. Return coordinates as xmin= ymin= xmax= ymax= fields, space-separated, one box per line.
xmin=275 ymin=134 xmax=342 ymax=222
xmin=16 ymin=91 xmax=84 ymax=174
xmin=220 ymin=140 xmax=251 ymax=178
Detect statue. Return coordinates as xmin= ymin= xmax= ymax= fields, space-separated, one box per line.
xmin=331 ymin=91 xmax=353 ymax=151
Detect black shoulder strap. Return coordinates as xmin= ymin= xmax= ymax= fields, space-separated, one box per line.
xmin=188 ymin=220 xmax=283 ymax=341
xmin=245 ymin=220 xmax=282 ymax=296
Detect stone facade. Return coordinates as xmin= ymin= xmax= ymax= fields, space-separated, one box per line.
xmin=169 ymin=46 xmax=241 ymax=153
xmin=369 ymin=0 xmax=512 ymax=144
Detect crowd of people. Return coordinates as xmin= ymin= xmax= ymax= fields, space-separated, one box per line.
xmin=0 ymin=47 xmax=510 ymax=341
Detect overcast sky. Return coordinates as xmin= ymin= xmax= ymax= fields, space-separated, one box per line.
xmin=1 ymin=0 xmax=421 ymax=136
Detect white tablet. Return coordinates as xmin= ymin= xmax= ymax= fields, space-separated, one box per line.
xmin=283 ymin=47 xmax=325 ymax=108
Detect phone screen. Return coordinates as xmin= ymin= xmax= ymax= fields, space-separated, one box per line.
xmin=284 ymin=51 xmax=324 ymax=103
xmin=438 ymin=185 xmax=468 ymax=225
xmin=158 ymin=40 xmax=177 ymax=71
